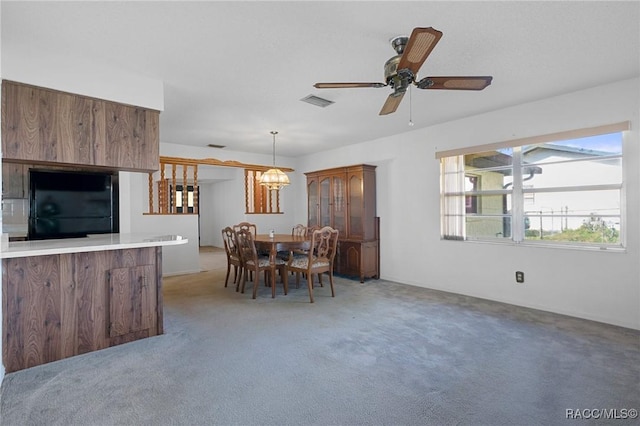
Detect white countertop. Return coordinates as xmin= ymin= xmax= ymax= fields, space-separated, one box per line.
xmin=0 ymin=233 xmax=188 ymax=259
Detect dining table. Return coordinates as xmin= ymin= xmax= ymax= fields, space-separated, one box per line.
xmin=253 ymin=233 xmax=312 ymax=297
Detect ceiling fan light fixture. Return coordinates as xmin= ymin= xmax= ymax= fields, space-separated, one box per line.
xmin=259 ymin=168 xmax=291 ymax=190
xmin=259 ymin=131 xmax=290 ymax=190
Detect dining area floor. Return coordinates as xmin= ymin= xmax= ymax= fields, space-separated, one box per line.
xmin=1 ymin=246 xmax=638 ymax=425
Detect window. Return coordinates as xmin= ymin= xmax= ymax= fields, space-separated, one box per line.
xmin=173 ymin=184 xmax=196 ymax=213
xmin=465 ymin=175 xmax=479 ymax=214
xmin=245 ymin=169 xmax=282 ymax=214
xmin=438 ymin=122 xmax=629 ymax=249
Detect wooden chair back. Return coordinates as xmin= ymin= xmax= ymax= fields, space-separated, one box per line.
xmin=221 ymin=226 xmax=243 ymax=289
xmin=292 ymin=224 xmax=308 ymax=237
xmin=222 ymin=227 xmax=240 ymax=260
xmin=312 ymin=226 xmax=339 ymax=265
xmin=236 ymin=228 xmax=287 ymax=299
xmin=283 ymin=226 xmax=339 ymax=303
xmin=234 ymin=222 xmax=257 ymax=236
xmin=235 ymin=228 xmax=258 ymax=266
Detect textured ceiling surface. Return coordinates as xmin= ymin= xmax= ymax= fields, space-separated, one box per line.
xmin=2 ymin=1 xmax=639 ymax=157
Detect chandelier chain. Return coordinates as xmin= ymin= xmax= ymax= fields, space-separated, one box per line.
xmin=271 ymin=131 xmax=278 ymax=166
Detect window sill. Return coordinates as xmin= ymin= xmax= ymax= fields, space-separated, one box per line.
xmin=442 ymin=238 xmax=627 ymax=254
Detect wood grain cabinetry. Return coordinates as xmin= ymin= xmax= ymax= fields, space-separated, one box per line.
xmin=306 ymin=164 xmax=379 ymax=282
xmin=2 ymin=247 xmax=162 ymax=373
xmin=1 ymin=162 xmax=29 ymax=198
xmin=1 ymin=80 xmax=159 ymax=172
xmin=109 ymin=264 xmax=156 ymax=340
xmin=339 ymin=240 xmax=379 ymax=281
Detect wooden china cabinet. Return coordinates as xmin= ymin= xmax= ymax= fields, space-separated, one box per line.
xmin=305 ymin=164 xmax=379 ymax=282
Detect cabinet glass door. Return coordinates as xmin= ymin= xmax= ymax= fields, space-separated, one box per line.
xmin=319 ymin=177 xmax=331 ymax=227
xmin=332 ymin=176 xmax=346 ymax=235
xmin=307 ymin=178 xmax=318 ymax=227
xmin=349 ymin=174 xmax=364 ymax=238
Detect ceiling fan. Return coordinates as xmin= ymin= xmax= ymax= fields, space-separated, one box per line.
xmin=314 ymin=27 xmax=493 ymax=116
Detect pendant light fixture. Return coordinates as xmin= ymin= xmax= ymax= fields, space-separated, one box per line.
xmin=259 ymin=131 xmax=290 ymax=190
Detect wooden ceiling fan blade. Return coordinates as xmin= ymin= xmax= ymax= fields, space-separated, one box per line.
xmin=379 ymin=92 xmax=405 ymax=116
xmin=314 ymin=82 xmax=387 ymax=89
xmin=397 ymin=27 xmax=443 ymax=75
xmin=417 ymin=76 xmax=493 ymax=90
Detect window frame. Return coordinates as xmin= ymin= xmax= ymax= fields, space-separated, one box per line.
xmin=437 ymin=122 xmax=629 ymax=251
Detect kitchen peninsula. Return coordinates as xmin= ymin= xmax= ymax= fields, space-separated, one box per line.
xmin=1 ymin=233 xmax=187 ymax=373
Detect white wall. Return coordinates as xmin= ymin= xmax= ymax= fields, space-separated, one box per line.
xmin=0 ymin=0 xmax=5 ymax=384
xmin=1 ymin=43 xmax=163 ymax=111
xmin=119 ymin=170 xmax=199 ymax=276
xmin=294 ymin=78 xmax=640 ymax=330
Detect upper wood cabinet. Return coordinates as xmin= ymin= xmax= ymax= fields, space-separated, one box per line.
xmin=306 ymin=164 xmax=376 ymax=241
xmin=1 ymin=80 xmax=159 ymax=172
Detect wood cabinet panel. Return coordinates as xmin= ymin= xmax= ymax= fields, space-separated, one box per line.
xmin=105 ymin=102 xmax=135 ymax=169
xmin=71 ymin=251 xmax=111 ymax=355
xmin=91 ymin=98 xmax=107 ymax=166
xmin=337 ymin=240 xmax=379 ymax=283
xmin=2 ymin=247 xmax=162 ymax=373
xmin=100 ymin=102 xmax=158 ymax=171
xmin=109 ymin=264 xmax=155 ymax=338
xmin=62 ymin=93 xmax=93 ymax=164
xmin=38 ymin=87 xmax=60 ymax=162
xmin=2 ymin=255 xmax=62 ymax=372
xmin=1 ymin=82 xmax=40 ymax=161
xmin=144 ymin=110 xmax=160 ymax=171
xmin=1 ymin=80 xmax=160 ymax=172
xmin=2 ymin=162 xmax=26 ymax=198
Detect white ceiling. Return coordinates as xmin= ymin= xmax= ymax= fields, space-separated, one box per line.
xmin=2 ymin=1 xmax=639 ymax=158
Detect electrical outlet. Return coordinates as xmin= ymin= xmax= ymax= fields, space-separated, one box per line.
xmin=515 ymin=271 xmax=525 ymax=283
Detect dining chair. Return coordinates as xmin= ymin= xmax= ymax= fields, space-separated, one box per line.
xmin=281 ymin=224 xmax=313 ymax=286
xmin=233 ymin=221 xmax=257 ymax=236
xmin=278 ymin=224 xmax=308 ymax=260
xmin=236 ymin=228 xmax=287 ymax=299
xmin=292 ymin=224 xmax=307 ymax=237
xmin=283 ymin=226 xmax=339 ymax=303
xmin=234 ymin=221 xmax=269 ymax=258
xmin=221 ymin=227 xmax=243 ymax=290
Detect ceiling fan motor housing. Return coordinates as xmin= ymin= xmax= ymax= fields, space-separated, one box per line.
xmin=390 ymin=35 xmax=409 ymax=54
xmin=385 ymin=35 xmax=414 ymax=93
xmin=384 ymin=55 xmax=414 ymax=93
xmin=384 ymin=55 xmax=401 ymax=83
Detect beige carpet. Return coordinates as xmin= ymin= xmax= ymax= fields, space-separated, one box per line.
xmin=1 ymin=249 xmax=638 ymax=425
xmin=198 ymin=245 xmax=226 ymax=271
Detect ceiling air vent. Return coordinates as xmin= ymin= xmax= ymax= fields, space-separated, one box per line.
xmin=300 ymin=94 xmax=334 ymax=108
xmin=207 ymin=144 xmax=226 ymax=149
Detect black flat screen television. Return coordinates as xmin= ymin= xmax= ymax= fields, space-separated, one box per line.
xmin=28 ymin=169 xmax=119 ymax=240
